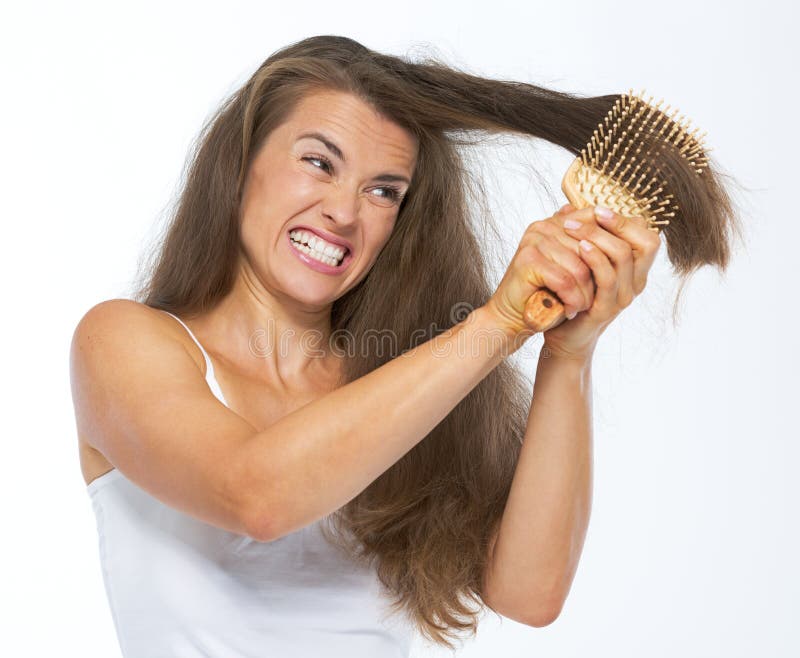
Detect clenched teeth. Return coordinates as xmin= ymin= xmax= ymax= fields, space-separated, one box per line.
xmin=289 ymin=230 xmax=347 ymax=266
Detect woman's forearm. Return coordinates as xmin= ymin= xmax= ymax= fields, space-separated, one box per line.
xmin=484 ymin=349 xmax=593 ymax=622
xmin=235 ymin=306 xmax=515 ymax=541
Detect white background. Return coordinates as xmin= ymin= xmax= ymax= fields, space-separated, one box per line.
xmin=1 ymin=0 xmax=797 ymax=656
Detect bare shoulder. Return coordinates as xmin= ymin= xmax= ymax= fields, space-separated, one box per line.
xmin=73 ymin=298 xmax=177 ymax=340
xmin=70 ymin=299 xmax=204 ymax=485
xmin=72 ymin=298 xmax=168 ymax=345
xmin=71 ymin=299 xmax=206 ymax=376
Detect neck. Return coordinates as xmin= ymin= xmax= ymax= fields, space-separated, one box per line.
xmin=191 ymin=267 xmax=342 ymax=387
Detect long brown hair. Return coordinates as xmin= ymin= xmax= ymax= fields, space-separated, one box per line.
xmin=131 ymin=35 xmax=741 ymax=648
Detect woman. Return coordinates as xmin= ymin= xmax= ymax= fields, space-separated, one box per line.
xmin=70 ymin=35 xmax=737 ymax=656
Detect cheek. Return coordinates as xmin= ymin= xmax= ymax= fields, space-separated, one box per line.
xmin=364 ymin=223 xmax=395 ymax=259
xmin=277 ymin=164 xmax=308 ymax=195
xmin=379 ymin=215 xmax=398 ymax=242
xmin=241 ymin=169 xmax=317 ymax=229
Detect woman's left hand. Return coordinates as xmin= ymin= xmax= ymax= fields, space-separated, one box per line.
xmin=541 ymin=203 xmax=662 ymax=362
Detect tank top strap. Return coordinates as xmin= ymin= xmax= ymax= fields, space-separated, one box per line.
xmin=160 ymin=310 xmax=228 ymax=406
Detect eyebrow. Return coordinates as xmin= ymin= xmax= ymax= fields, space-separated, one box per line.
xmin=296 ymin=131 xmax=412 ymax=185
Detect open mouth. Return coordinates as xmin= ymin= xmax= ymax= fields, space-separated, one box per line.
xmin=288 ymin=229 xmax=352 ymax=269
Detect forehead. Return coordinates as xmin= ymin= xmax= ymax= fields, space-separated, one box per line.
xmin=283 ymin=89 xmax=418 ymax=172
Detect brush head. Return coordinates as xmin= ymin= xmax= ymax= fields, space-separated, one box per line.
xmin=561 ymin=89 xmax=710 ymax=232
xmin=524 ymin=89 xmax=714 ymax=333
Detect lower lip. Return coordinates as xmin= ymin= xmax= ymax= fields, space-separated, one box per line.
xmin=286 ymin=233 xmax=353 ymax=275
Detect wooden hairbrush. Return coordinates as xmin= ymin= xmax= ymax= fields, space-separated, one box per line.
xmin=523 ymin=89 xmax=710 ymax=332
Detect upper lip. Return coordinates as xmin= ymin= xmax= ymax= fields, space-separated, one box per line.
xmin=289 ymin=225 xmax=353 ymax=253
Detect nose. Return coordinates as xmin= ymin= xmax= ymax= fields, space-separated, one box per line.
xmin=320 ymin=182 xmax=360 ymax=228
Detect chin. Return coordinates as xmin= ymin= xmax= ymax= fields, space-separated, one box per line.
xmin=279 ymin=279 xmax=341 ymax=309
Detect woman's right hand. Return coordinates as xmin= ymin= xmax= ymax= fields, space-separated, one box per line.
xmin=483 ymin=205 xmax=597 ymax=346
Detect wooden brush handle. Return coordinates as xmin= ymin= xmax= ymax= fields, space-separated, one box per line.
xmin=522 ymin=158 xmax=587 ymax=332
xmin=523 ymin=288 xmax=566 ymax=332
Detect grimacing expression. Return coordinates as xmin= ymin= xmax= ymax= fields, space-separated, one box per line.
xmin=237 ymin=89 xmax=418 ymax=308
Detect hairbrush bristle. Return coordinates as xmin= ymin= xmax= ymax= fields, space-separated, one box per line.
xmin=569 ymin=88 xmax=711 ymax=232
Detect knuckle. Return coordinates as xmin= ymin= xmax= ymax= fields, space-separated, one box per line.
xmin=522 ymin=238 xmax=544 ymax=259
xmin=552 ymin=270 xmax=573 ymax=289
xmin=596 ymin=271 xmax=616 ymax=290
xmin=615 ymin=245 xmax=633 ymax=263
xmin=538 ymin=222 xmax=560 ymax=238
xmin=564 ymin=288 xmax=583 ymax=308
xmin=527 ymin=250 xmax=550 ymax=271
xmin=527 ymin=219 xmax=549 ymax=234
xmin=538 ymin=234 xmax=561 ymax=254
xmin=576 ymin=263 xmax=593 ymax=282
xmin=522 ymin=241 xmax=541 ymax=258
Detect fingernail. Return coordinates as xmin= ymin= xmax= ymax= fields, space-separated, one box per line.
xmin=564 ymin=219 xmax=582 ymax=229
xmin=566 ymin=311 xmax=577 ymax=320
xmin=595 ymin=206 xmax=613 ymax=220
xmin=579 ymin=239 xmax=593 ymax=252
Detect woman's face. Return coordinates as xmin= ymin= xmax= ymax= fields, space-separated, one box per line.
xmin=237 ymin=89 xmax=418 ymax=309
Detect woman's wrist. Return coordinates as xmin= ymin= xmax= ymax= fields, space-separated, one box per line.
xmin=540 ymin=338 xmax=596 ymax=369
xmin=472 ymin=303 xmax=533 ymax=357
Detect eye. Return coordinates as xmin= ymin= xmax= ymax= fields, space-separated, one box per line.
xmin=302 ymin=155 xmax=333 ymax=173
xmin=370 ymin=185 xmax=404 ymax=206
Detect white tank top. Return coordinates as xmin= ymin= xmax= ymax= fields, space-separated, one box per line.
xmin=86 ymin=310 xmax=415 ymax=657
